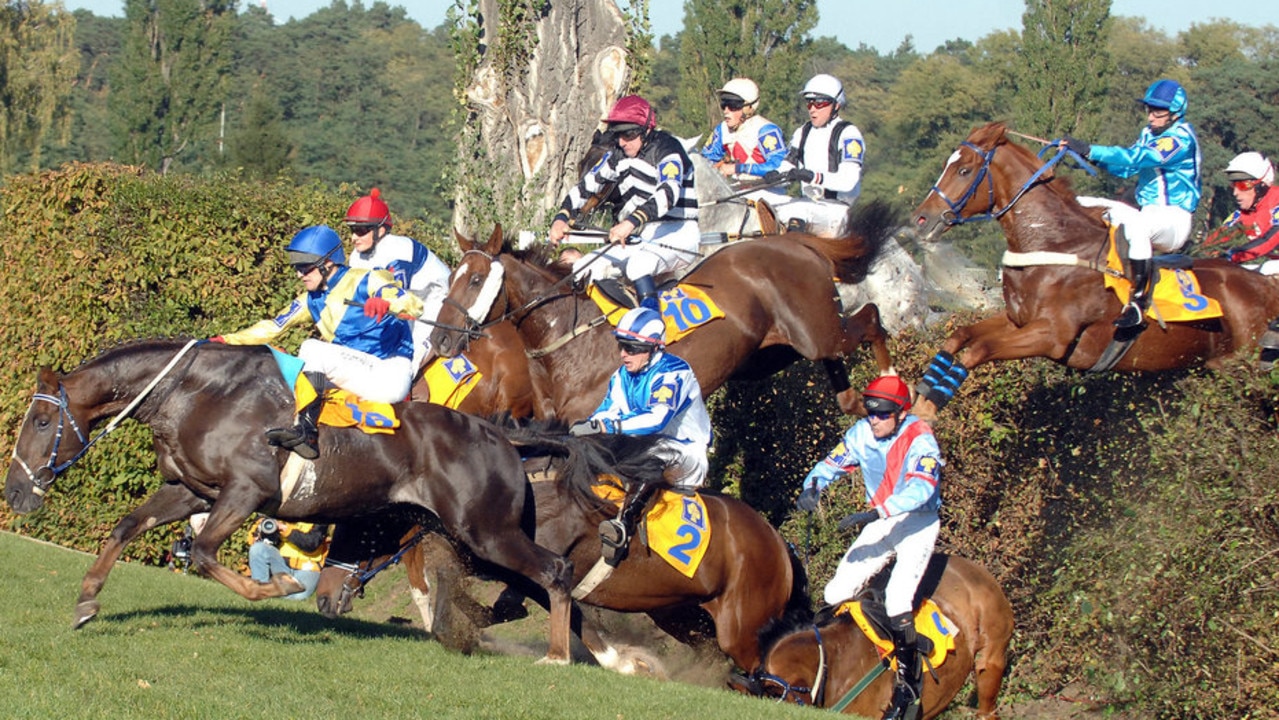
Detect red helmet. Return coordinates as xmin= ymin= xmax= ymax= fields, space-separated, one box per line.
xmin=863 ymin=375 xmax=911 ymax=414
xmin=345 ymin=188 xmax=392 ymax=228
xmin=605 ymin=95 xmax=656 ymax=130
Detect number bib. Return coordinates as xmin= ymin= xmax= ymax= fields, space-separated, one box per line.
xmin=646 ymin=490 xmax=712 ymax=578
xmin=658 ymin=285 xmax=726 ymax=343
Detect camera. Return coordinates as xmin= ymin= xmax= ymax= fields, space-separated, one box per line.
xmin=258 ymin=518 xmax=282 ymax=544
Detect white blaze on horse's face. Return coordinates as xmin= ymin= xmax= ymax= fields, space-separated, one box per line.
xmin=933 ymin=149 xmax=964 ymax=190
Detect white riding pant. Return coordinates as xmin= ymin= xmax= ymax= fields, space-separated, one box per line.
xmin=652 ymin=438 xmax=709 ymax=490
xmin=298 ymin=339 xmax=414 ymax=403
xmin=1241 ymin=260 xmax=1279 ymax=276
xmin=822 ymin=511 xmax=940 ymax=617
xmin=410 ymin=299 xmax=444 ymax=372
xmin=1077 ymin=197 xmax=1192 ymax=260
xmin=573 ymin=220 xmax=701 ymax=284
xmin=768 ymin=196 xmax=853 ymax=238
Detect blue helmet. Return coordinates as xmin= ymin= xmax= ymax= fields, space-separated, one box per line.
xmin=286 ymin=225 xmax=345 ymax=267
xmin=614 ymin=307 xmax=665 ymax=349
xmin=1141 ymin=79 xmax=1187 ymax=117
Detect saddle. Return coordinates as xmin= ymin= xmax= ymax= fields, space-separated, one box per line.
xmin=591 ymin=275 xmax=678 ymax=310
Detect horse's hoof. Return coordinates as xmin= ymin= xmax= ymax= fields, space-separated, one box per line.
xmin=534 ymin=655 xmax=571 ymax=666
xmin=276 ymin=575 xmax=306 ymax=596
xmin=73 ymin=601 xmax=100 ymax=629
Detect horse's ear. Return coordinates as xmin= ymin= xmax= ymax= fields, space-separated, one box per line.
xmin=36 ymin=367 xmax=58 ymax=392
xmin=484 ymin=225 xmax=503 ymax=256
xmin=454 ymin=229 xmax=475 ymax=253
xmin=972 ymin=121 xmax=1007 ymax=147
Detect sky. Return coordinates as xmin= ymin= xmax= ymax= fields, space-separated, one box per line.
xmin=60 ymin=0 xmax=1279 ymax=55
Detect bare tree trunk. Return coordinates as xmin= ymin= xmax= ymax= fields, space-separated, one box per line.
xmin=454 ymin=0 xmax=631 ymax=238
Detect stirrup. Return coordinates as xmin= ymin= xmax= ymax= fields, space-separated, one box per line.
xmin=1113 ymin=301 xmax=1145 ymax=329
xmin=598 ymin=519 xmax=629 ymax=567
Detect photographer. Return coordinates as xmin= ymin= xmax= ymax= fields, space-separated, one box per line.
xmin=248 ymin=518 xmax=331 ymax=600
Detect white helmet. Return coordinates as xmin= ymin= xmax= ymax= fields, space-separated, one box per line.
xmin=719 ymin=77 xmax=760 ymax=108
xmin=614 ymin=307 xmax=665 ymax=349
xmin=1224 ymin=151 xmax=1275 ymax=186
xmin=801 ymin=73 xmax=846 ymax=110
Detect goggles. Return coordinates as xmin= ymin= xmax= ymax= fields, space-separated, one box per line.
xmin=347 ymin=223 xmax=380 ymax=236
xmin=720 ymin=98 xmax=745 ymax=111
xmin=1232 ymin=179 xmax=1260 ymax=192
xmin=292 ymin=262 xmax=322 ymax=276
xmin=617 ymin=339 xmax=654 ymax=355
xmin=616 ymin=127 xmax=645 ymax=142
xmin=805 ymin=98 xmax=833 ymax=110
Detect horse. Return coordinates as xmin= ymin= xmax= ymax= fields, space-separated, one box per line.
xmin=2 ymin=339 xmax=592 ymax=663
xmin=909 ymin=121 xmax=1279 ymax=418
xmin=315 ymin=420 xmax=811 ymax=675
xmin=430 ymin=203 xmax=901 ymax=421
xmin=730 ymin=554 xmax=1012 ymax=719
xmin=413 ymin=318 xmax=553 ymax=419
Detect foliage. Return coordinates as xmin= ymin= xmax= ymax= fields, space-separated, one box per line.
xmin=0 ymin=0 xmax=77 ymax=173
xmin=1015 ymin=0 xmax=1113 ymax=138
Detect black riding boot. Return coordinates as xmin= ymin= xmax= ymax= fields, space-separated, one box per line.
xmin=265 ymin=371 xmax=327 ymax=460
xmin=599 ymin=482 xmax=659 ymax=567
xmin=1260 ymin=318 xmax=1279 ymax=370
xmin=1114 ymin=257 xmax=1153 ymax=329
xmin=882 ymin=612 xmax=923 ymax=720
xmin=633 ymin=274 xmax=659 ymax=312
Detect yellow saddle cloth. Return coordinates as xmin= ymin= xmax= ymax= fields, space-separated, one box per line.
xmin=838 ymin=598 xmax=959 ymax=671
xmin=588 ymin=283 xmax=725 ymax=343
xmin=420 ymin=354 xmax=483 ymax=410
xmin=292 ymin=373 xmax=400 ymax=434
xmin=1102 ymin=226 xmax=1222 ymax=322
xmin=592 ymin=481 xmax=712 ymax=578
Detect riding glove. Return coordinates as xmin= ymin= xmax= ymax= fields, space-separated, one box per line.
xmin=762 ymin=170 xmax=786 ymax=185
xmin=789 ymin=168 xmax=816 ymax=183
xmin=363 ymin=296 xmax=391 ymax=321
xmin=569 ymin=420 xmax=602 ymax=436
xmin=796 ymin=487 xmax=820 ymax=512
xmin=837 ymin=510 xmax=880 ymax=531
xmin=1062 ymin=135 xmax=1091 ymax=158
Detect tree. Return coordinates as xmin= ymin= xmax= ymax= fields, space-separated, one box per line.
xmin=1015 ymin=0 xmax=1113 ymax=139
xmin=227 ymin=84 xmax=291 ymax=179
xmin=0 ymin=0 xmax=77 ymax=173
xmin=450 ymin=0 xmax=633 ymax=236
xmin=674 ymin=0 xmax=816 ymax=137
xmin=110 ymin=0 xmax=235 ymax=175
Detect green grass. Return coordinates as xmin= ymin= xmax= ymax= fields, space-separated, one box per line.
xmin=0 ymin=531 xmax=819 ymax=720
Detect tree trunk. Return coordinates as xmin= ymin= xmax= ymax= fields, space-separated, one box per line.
xmin=453 ymin=0 xmax=631 ymax=239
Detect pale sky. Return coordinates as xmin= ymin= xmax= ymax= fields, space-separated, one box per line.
xmin=61 ymin=0 xmax=1279 ymax=55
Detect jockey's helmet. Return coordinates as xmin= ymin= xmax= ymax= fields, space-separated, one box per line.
xmin=719 ymin=78 xmax=760 ymax=111
xmin=1140 ymin=79 xmax=1187 ymax=118
xmin=863 ymin=375 xmax=912 ymax=415
xmin=287 ymin=225 xmax=346 ymax=268
xmin=605 ymin=95 xmax=657 ymax=134
xmin=614 ymin=307 xmax=665 ymax=350
xmin=801 ymin=73 xmax=846 ymax=111
xmin=1224 ymin=152 xmax=1275 ymax=186
xmin=345 ymin=188 xmax=393 ymax=229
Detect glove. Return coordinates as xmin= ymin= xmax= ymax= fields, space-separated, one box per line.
xmin=762 ymin=170 xmax=786 ymax=185
xmin=363 ymin=296 xmax=391 ymax=321
xmin=208 ymin=336 xmax=225 ymax=343
xmin=837 ymin=510 xmax=880 ymax=532
xmin=569 ymin=419 xmax=602 ymax=436
xmin=795 ymin=487 xmax=820 ymax=513
xmin=1062 ymin=135 xmax=1090 ymax=158
xmin=790 ymin=168 xmax=816 ymax=183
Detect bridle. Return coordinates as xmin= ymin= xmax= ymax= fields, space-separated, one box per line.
xmin=929 ymin=141 xmax=1092 ymax=227
xmin=739 ymin=624 xmax=830 ymax=707
xmin=325 ymin=527 xmax=429 ymax=612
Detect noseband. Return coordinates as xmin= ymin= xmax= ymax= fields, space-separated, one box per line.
xmin=740 ymin=623 xmax=829 ymax=706
xmin=930 ymin=141 xmax=1091 ymax=227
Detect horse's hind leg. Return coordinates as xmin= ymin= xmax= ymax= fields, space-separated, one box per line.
xmin=75 ymin=482 xmax=208 ymax=628
xmin=466 ymin=531 xmax=574 ymax=663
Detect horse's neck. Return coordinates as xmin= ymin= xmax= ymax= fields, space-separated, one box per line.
xmin=69 ymin=345 xmax=186 ymax=422
xmin=503 ymin=258 xmax=593 ymax=337
xmin=998 ymin=189 xmax=1105 ymax=256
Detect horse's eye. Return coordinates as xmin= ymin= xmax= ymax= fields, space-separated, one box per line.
xmin=468 ymin=274 xmax=484 ymax=287
xmin=35 ymin=417 xmax=50 ymax=431
xmin=958 ymin=167 xmax=972 ymax=177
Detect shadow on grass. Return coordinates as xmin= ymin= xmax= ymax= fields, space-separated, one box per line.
xmin=88 ymin=602 xmax=429 ymax=643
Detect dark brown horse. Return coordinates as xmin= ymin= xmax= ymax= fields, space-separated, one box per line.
xmin=732 ymin=555 xmax=1012 ymax=719
xmin=910 ymin=122 xmax=1279 ymax=418
xmin=431 ymin=202 xmax=902 ymax=421
xmin=316 ymin=421 xmax=810 ymax=674
xmin=2 ymin=339 xmax=589 ymax=663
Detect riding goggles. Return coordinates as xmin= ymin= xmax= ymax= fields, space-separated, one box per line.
xmin=1232 ymin=179 xmax=1260 ymax=192
xmin=617 ymin=339 xmax=654 ymax=355
xmin=805 ymin=97 xmax=834 ymax=110
xmin=347 ymin=223 xmax=380 ymax=236
xmin=720 ymin=99 xmax=745 ymax=111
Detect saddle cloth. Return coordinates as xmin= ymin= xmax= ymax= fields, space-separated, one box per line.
xmin=587 ymin=282 xmax=725 ymax=343
xmin=1102 ymin=226 xmax=1222 ymax=322
xmin=838 ymin=597 xmax=959 ymax=671
xmin=270 ymin=346 xmax=400 ymax=435
xmin=592 ymin=481 xmax=712 ymax=577
xmin=419 ymin=354 xmax=482 ymax=410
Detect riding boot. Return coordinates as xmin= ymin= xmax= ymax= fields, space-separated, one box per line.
xmin=599 ymin=482 xmax=659 ymax=567
xmin=1114 ymin=257 xmax=1153 ymax=329
xmin=882 ymin=612 xmax=923 ymax=720
xmin=1260 ymin=318 xmax=1279 ymax=370
xmin=633 ymin=274 xmax=660 ymax=312
xmin=265 ymin=371 xmax=327 ymax=460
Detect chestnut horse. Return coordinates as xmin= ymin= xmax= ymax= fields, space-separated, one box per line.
xmin=430 ymin=201 xmax=902 ymax=421
xmin=732 ymin=554 xmax=1012 ymax=719
xmin=2 ymin=339 xmax=588 ymax=663
xmin=910 ymin=121 xmax=1279 ymax=418
xmin=412 ymin=319 xmax=552 ymax=419
xmin=316 ymin=421 xmax=811 ymax=674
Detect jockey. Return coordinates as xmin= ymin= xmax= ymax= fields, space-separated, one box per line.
xmin=344 ymin=187 xmax=451 ymax=372
xmin=215 ymin=225 xmax=423 ymax=459
xmin=1219 ymin=152 xmax=1279 ymax=272
xmin=700 ymin=77 xmax=787 ymax=187
xmin=763 ymin=73 xmax=866 ymax=236
xmin=796 ymin=375 xmax=942 ymax=720
xmin=1064 ymin=78 xmax=1202 ymax=330
xmin=569 ymin=307 xmax=711 ymax=563
xmin=548 ymin=95 xmax=700 ymax=312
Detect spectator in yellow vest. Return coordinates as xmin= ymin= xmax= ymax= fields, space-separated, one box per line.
xmin=248 ymin=518 xmax=331 ymax=600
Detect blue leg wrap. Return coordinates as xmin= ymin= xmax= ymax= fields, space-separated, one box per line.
xmin=915 ymin=350 xmax=955 ymax=399
xmin=924 ymin=360 xmax=968 ymax=410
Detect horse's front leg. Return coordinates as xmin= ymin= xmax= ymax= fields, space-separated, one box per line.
xmin=75 ymin=482 xmax=209 ymax=628
xmin=829 ymin=303 xmax=894 ymax=414
xmin=190 ymin=493 xmax=304 ymax=601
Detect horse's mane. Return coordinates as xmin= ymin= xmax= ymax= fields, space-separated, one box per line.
xmin=783 ymin=197 xmax=901 ymax=284
xmin=79 ymin=336 xmax=199 ymax=368
xmin=506 ymin=242 xmax=574 ymax=280
xmin=979 ymin=122 xmax=1107 ymax=227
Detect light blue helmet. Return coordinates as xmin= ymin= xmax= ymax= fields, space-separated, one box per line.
xmin=614 ymin=307 xmax=665 ymax=349
xmin=286 ymin=225 xmax=345 ymax=267
xmin=1141 ymin=79 xmax=1187 ymax=117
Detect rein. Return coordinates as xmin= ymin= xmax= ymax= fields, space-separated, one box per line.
xmin=11 ymin=339 xmax=200 ymax=495
xmin=931 ymin=141 xmax=1094 ymax=227
xmin=328 ymin=527 xmax=429 ymax=609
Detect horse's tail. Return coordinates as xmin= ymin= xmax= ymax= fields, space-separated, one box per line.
xmin=795 ymin=198 xmax=901 ymax=284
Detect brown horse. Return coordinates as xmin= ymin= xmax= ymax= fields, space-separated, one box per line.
xmin=316 ymin=421 xmax=811 ymax=674
xmin=910 ymin=121 xmax=1279 ymax=418
xmin=2 ymin=339 xmax=598 ymax=663
xmin=412 ymin=319 xmax=552 ymax=419
xmin=731 ymin=554 xmax=1012 ymax=719
xmin=430 ymin=202 xmax=902 ymax=421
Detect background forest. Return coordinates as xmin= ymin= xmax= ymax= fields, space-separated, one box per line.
xmin=2 ymin=1 xmax=1278 ymax=718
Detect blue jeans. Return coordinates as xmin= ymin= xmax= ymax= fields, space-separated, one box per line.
xmin=248 ymin=541 xmax=320 ymax=600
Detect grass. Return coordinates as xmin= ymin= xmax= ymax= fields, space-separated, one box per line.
xmin=0 ymin=531 xmax=819 ymax=720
